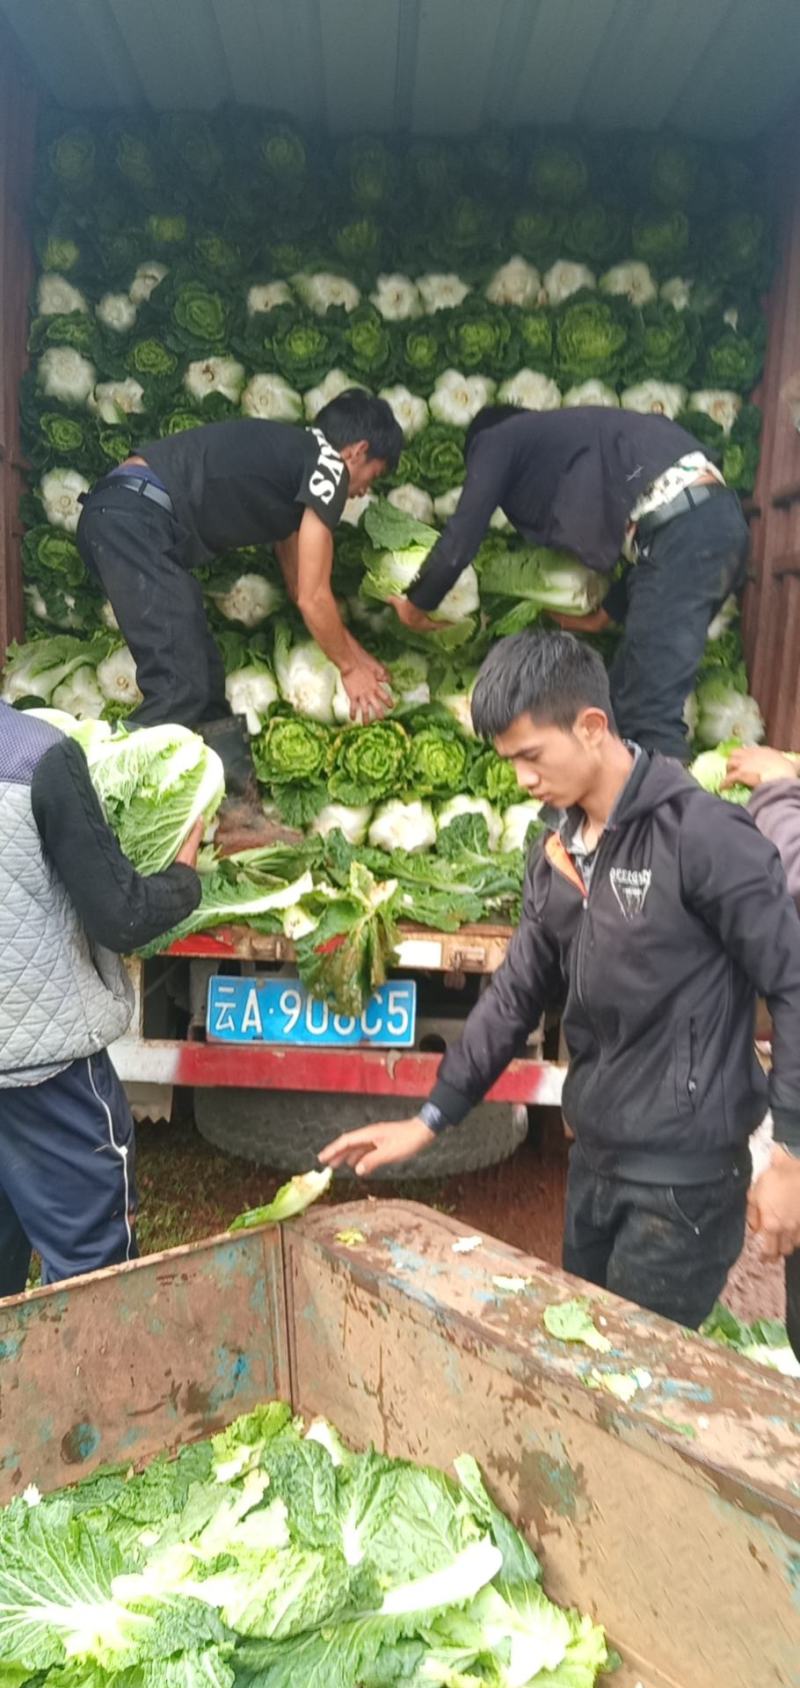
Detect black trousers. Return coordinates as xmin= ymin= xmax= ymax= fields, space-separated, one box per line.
xmin=76 ymin=485 xmax=228 ymax=729
xmin=609 ymin=490 xmax=750 ymax=762
xmin=562 ymin=1142 xmax=749 ymax=1329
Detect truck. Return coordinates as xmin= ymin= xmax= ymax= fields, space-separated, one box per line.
xmin=0 ymin=11 xmax=798 ymax=1684
xmin=1 ymin=5 xmax=800 ymax=1172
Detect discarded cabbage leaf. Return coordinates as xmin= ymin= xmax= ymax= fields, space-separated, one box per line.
xmin=229 ymin=1168 xmax=333 ymax=1231
xmin=543 ymin=1298 xmax=612 ymax=1353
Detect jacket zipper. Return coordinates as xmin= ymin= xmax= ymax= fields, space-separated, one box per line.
xmin=572 ymin=827 xmax=616 ymax=1038
xmin=688 ymin=1016 xmax=697 ymax=1105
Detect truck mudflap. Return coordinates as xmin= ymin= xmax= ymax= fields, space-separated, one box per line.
xmin=0 ymin=1203 xmax=797 ymax=1688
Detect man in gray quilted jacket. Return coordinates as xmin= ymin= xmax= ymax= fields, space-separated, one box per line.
xmin=0 ymin=703 xmax=201 ymax=1298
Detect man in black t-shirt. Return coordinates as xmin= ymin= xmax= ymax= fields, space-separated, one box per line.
xmin=393 ymin=405 xmax=749 ymax=763
xmin=76 ymin=392 xmax=403 ymax=851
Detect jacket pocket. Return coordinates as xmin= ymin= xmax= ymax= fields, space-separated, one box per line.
xmin=674 ymin=1018 xmax=698 ymax=1116
xmin=666 ymin=1167 xmax=746 ymax=1236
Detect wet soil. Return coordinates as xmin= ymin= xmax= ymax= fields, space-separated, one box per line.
xmin=135 ymin=1100 xmax=785 ymax=1324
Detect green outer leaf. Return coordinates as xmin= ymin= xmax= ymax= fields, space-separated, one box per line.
xmin=252 ymin=714 xmax=331 ymax=786
xmin=328 ymin=720 xmax=410 ymax=806
xmin=271 ymin=314 xmax=341 ymax=388
xmin=555 ymin=294 xmax=630 ymax=385
xmin=404 ymin=727 xmax=469 ymax=799
xmin=443 ymin=301 xmax=518 ymax=378
xmin=408 ymin=424 xmax=466 ymax=497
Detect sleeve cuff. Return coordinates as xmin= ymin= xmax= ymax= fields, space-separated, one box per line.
xmin=770 ymin=1109 xmax=800 ymax=1152
xmin=426 ymin=1079 xmax=474 ymax=1129
xmin=406 ymin=572 xmax=444 ymax=612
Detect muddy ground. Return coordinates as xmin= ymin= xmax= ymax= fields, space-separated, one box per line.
xmin=135 ymin=1100 xmax=786 ymax=1324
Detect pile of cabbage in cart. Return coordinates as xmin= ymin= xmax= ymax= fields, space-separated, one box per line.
xmin=0 ymin=1400 xmax=614 ymax=1687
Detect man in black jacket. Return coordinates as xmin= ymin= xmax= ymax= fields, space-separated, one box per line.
xmin=0 ymin=705 xmax=202 ymax=1298
xmin=76 ymin=393 xmax=404 ymax=852
xmin=393 ymin=406 xmax=749 ymax=764
xmin=321 ymin=633 xmax=800 ymax=1328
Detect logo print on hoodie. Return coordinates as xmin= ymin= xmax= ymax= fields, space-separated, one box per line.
xmin=610 ymin=866 xmax=652 ymax=919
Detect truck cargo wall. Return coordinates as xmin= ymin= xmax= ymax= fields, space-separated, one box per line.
xmin=744 ymin=111 xmax=800 ymax=746
xmin=0 ymin=19 xmax=36 ymax=657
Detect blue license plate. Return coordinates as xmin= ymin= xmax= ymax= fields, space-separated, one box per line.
xmin=206 ymin=975 xmax=416 ymax=1048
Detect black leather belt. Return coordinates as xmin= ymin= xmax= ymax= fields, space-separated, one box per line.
xmin=635 ymin=479 xmax=726 ymax=540
xmin=90 ymin=473 xmax=175 ymax=515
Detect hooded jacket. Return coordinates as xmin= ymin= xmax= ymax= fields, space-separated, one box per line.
xmin=429 ymin=752 xmax=800 ymax=1179
xmin=748 ymin=779 xmax=800 ymax=911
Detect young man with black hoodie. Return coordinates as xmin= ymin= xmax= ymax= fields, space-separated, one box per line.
xmin=322 ymin=633 xmax=800 ymax=1328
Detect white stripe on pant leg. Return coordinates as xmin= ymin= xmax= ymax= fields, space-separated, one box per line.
xmin=87 ymin=1055 xmax=133 ymax=1263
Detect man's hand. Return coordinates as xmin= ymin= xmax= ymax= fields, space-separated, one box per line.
xmin=747 ymin=1145 xmax=800 ymax=1259
xmin=341 ymin=643 xmax=393 ymax=722
xmin=175 ymin=817 xmax=205 ymax=870
xmin=547 ymin=608 xmax=611 ymax=634
xmin=724 ymin=745 xmax=799 ymax=790
xmin=319 ymin=1116 xmax=436 ymax=1176
xmin=390 ymin=596 xmax=450 ymax=634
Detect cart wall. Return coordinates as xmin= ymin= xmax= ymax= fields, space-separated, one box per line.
xmin=0 ymin=1208 xmax=797 ymax=1688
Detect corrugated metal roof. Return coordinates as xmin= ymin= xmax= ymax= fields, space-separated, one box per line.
xmin=1 ymin=0 xmax=798 ymax=138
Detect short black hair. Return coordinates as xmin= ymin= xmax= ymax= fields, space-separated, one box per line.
xmin=471 ymin=630 xmax=617 ymax=737
xmin=315 ymin=389 xmax=404 ymax=471
xmin=465 ymin=403 xmax=526 ymax=459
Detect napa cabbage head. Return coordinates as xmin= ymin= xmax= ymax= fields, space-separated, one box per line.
xmin=694 ymin=674 xmax=764 ymax=749
xmin=225 ymin=661 xmax=279 ymax=735
xmin=689 ymin=742 xmax=751 ymax=804
xmin=210 ymin=574 xmax=283 ymax=628
xmin=78 ymin=723 xmax=225 ymax=872
xmin=369 ymin=799 xmax=437 ymax=853
xmin=273 ymin=621 xmax=340 ymax=723
xmin=312 ymin=803 xmax=373 ymax=845
xmin=501 ymin=800 xmax=544 ymax=852
xmin=362 ymin=501 xmax=478 ymax=622
xmin=437 ymin=796 xmax=503 ymax=853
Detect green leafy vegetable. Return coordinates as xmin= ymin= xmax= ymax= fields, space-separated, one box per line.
xmin=230 ymin=1169 xmax=333 ymax=1230
xmin=73 ymin=720 xmax=226 ymax=873
xmin=328 ymin=719 xmax=410 ymax=806
xmin=295 ymin=861 xmax=401 ymax=1015
xmin=555 ymin=295 xmax=629 ymax=384
xmin=701 ymin=1301 xmax=800 ymax=1377
xmin=543 ymin=1298 xmax=612 ymax=1353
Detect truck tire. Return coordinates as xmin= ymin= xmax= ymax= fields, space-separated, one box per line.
xmin=193 ymin=1089 xmax=528 ymax=1178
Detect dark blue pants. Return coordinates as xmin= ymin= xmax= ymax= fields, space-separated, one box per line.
xmin=609 ymin=490 xmax=750 ymax=762
xmin=0 ymin=1052 xmax=138 ymax=1298
xmin=562 ymin=1143 xmax=749 ymax=1328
